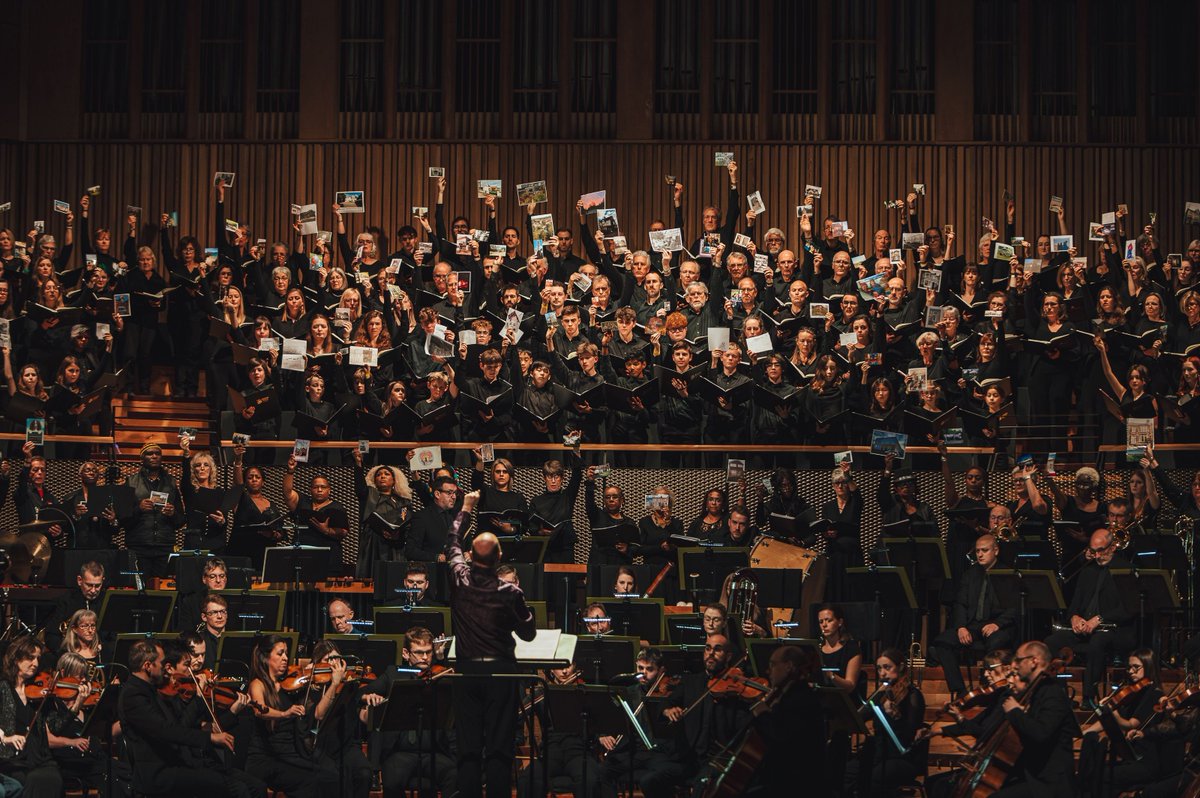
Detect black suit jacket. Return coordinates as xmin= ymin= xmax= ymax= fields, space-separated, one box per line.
xmin=1004 ymin=676 xmax=1080 ymax=790
xmin=406 ymin=505 xmax=455 ymax=562
xmin=118 ymin=676 xmax=212 ymax=791
xmin=1067 ymin=561 xmax=1133 ymax=625
xmin=950 ymin=564 xmax=1018 ymax=632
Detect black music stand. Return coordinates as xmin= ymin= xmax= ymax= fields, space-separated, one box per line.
xmin=745 ymin=638 xmax=820 ymax=679
xmin=217 ymin=631 xmax=299 ymax=665
xmin=878 ymin=536 xmax=952 ymax=582
xmin=987 ymin=569 xmax=1066 ymax=642
xmin=1125 ymin=535 xmax=1188 ymax=577
xmin=1005 ymin=537 xmax=1058 ymax=572
xmin=1098 ymin=706 xmax=1139 ymax=762
xmin=591 ymin=597 xmax=665 ymax=643
xmin=79 ymin=674 xmax=123 ymax=796
xmin=109 ymin=632 xmax=158 ymax=665
xmin=665 ymin=615 xmax=706 ymax=646
xmin=817 ymin=685 xmax=870 ymax=736
xmin=1110 ymin=569 xmax=1180 ymax=648
xmin=546 ymin=685 xmax=638 ymax=798
xmin=656 ymin=644 xmax=705 ymax=675
xmin=373 ymin=607 xmax=452 ymax=637
xmin=371 ymin=677 xmax=455 ymax=798
xmin=573 ymin=636 xmax=639 ymax=685
xmin=98 ymin=590 xmax=175 ymax=634
xmin=675 ymin=547 xmax=750 ymax=604
xmin=844 ymin=567 xmax=918 ymax=651
xmin=495 ymin=536 xmax=549 ymax=564
xmin=219 ymin=590 xmax=286 ymax=632
xmin=261 ymin=546 xmax=331 ymax=584
xmin=322 ymin=634 xmax=404 ymax=677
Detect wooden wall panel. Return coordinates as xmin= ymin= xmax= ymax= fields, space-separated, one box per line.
xmin=2 ymin=143 xmax=1197 ymax=257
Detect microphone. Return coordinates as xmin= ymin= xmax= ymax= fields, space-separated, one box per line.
xmin=609 ymin=673 xmax=645 ymax=687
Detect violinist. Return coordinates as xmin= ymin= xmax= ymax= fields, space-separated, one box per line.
xmin=0 ymin=636 xmax=62 ymax=798
xmin=245 ymin=634 xmax=338 ymax=798
xmin=651 ymin=633 xmax=753 ymax=798
xmin=116 ymin=639 xmax=246 ymax=797
xmin=516 ymin=661 xmax=600 ymax=798
xmin=360 ymin=626 xmax=458 ymax=798
xmin=60 ymin=609 xmax=102 ymax=666
xmin=930 ymin=534 xmax=1016 ymax=699
xmin=1044 ymin=528 xmax=1136 ymax=706
xmin=307 ymin=641 xmax=373 ymax=798
xmin=990 ymin=641 xmax=1080 ymax=797
xmin=44 ymin=652 xmax=128 ymax=796
xmin=156 ymin=640 xmax=264 ymax=798
xmin=742 ymin=645 xmax=828 ymax=796
xmin=844 ymin=647 xmax=928 ymax=797
xmin=597 ymin=648 xmax=671 ymax=794
xmin=1077 ymin=648 xmax=1163 ymax=797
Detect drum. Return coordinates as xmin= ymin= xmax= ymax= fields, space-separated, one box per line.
xmin=748 ymin=536 xmax=826 ymax=638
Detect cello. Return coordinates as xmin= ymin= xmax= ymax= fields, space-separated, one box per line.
xmin=949 ymin=649 xmax=1072 ymax=798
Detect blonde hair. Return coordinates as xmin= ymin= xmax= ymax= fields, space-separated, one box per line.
xmin=190 ymin=451 xmax=217 ymax=488
xmin=61 ymin=609 xmax=100 ymax=656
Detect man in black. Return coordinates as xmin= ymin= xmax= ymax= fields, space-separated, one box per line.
xmin=930 ymin=534 xmax=1017 ymax=698
xmin=1043 ymin=528 xmax=1136 ymax=705
xmin=406 ymin=475 xmax=460 ymax=563
xmin=527 ymin=455 xmax=583 ymax=563
xmin=993 ymin=641 xmax=1080 ymax=797
xmin=122 ymin=441 xmax=185 ymax=580
xmin=44 ymin=560 xmax=107 ymax=652
xmin=445 ymin=489 xmax=537 ymax=798
xmin=117 ymin=639 xmax=246 ymax=796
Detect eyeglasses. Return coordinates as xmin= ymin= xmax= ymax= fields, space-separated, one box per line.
xmin=75 ymin=623 xmax=97 ymax=630
xmin=204 ymin=609 xmax=228 ymax=616
xmin=1013 ymin=655 xmax=1035 ymax=663
xmin=436 ymin=488 xmax=458 ymax=495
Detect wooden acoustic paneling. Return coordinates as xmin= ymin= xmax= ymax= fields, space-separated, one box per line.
xmin=1 ymin=142 xmax=1196 ymax=258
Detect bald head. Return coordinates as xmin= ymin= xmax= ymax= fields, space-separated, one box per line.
xmin=472 ymin=532 xmax=502 ymax=569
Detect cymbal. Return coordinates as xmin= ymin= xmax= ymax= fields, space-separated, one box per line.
xmin=16 ymin=519 xmax=60 ymax=534
xmin=3 ymin=532 xmax=51 ymax=584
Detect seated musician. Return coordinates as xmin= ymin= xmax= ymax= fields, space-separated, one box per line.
xmin=989 ymin=640 xmax=1080 ymax=797
xmin=156 ymin=640 xmax=264 ymax=797
xmin=59 ymin=609 xmax=102 ymax=666
xmin=598 ymin=647 xmax=671 ymax=793
xmin=745 ymin=645 xmax=828 ymax=796
xmin=197 ymin=594 xmax=229 ymax=670
xmin=1077 ymin=647 xmax=1163 ymax=797
xmin=389 ymin=561 xmax=438 ymax=608
xmin=718 ymin=569 xmax=769 ymax=638
xmin=1044 ymin=528 xmax=1136 ymax=706
xmin=360 ymin=626 xmax=457 ymax=798
xmin=116 ymin=638 xmax=246 ymax=797
xmin=245 ymin=634 xmax=338 ymax=798
xmin=0 ymin=636 xmax=62 ymax=797
xmin=517 ymin=660 xmax=601 ymax=798
xmin=721 ymin=505 xmax=759 ymax=547
xmin=326 ymin=598 xmax=356 ymax=634
xmin=496 ymin=564 xmax=520 ymax=587
xmin=930 ymin=534 xmax=1016 ymax=699
xmin=308 ymin=640 xmax=373 ymax=798
xmin=700 ymin=603 xmax=730 ymax=640
xmin=44 ymin=560 xmax=107 ymax=653
xmin=44 ymin=652 xmax=129 ymax=795
xmin=845 ymin=647 xmax=928 ymax=797
xmin=177 ymin=556 xmax=229 ymax=632
xmin=581 ymin=602 xmax=612 ymax=636
xmin=649 ymin=632 xmax=753 ymax=798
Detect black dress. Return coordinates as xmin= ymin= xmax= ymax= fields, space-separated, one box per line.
xmin=228 ymin=493 xmax=286 ymax=569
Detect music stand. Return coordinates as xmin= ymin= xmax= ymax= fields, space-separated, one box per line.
xmin=370 ymin=676 xmax=455 ymax=797
xmin=1125 ymin=535 xmax=1188 ymax=576
xmin=98 ymin=590 xmax=175 ymax=634
xmin=373 ymin=606 xmax=452 ymax=637
xmin=665 ymin=614 xmax=706 ymax=646
xmin=322 ymin=634 xmax=403 ymax=677
xmin=546 ymin=684 xmax=639 ymax=797
xmin=817 ymin=685 xmax=870 ymax=736
xmin=217 ymin=630 xmax=298 ymax=664
xmin=219 ymin=589 xmax=286 ymax=631
xmin=527 ymin=600 xmax=550 ymax=628
xmin=676 ymin=547 xmax=750 ymax=603
xmin=260 ymin=546 xmax=331 ymax=584
xmin=589 ymin=597 xmax=665 ymax=643
xmin=878 ymin=536 xmax=952 ymax=582
xmin=1098 ymin=706 xmax=1139 ymax=761
xmin=45 ymin=549 xmax=135 ymax=589
xmin=1005 ymin=537 xmax=1058 ymax=572
xmin=987 ymin=569 xmax=1066 ymax=642
xmin=1110 ymin=568 xmax=1181 ymax=647
xmin=495 ymin=536 xmax=549 ymax=564
xmin=844 ymin=567 xmax=918 ymax=650
xmin=108 ymin=632 xmax=159 ymax=665
xmin=656 ymin=644 xmax=705 ymax=675
xmin=572 ymin=636 xmax=639 ymax=685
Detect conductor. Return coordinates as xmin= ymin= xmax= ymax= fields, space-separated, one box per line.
xmin=446 ymin=489 xmax=538 ymax=798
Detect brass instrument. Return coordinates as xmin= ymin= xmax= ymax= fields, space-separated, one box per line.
xmin=726 ymin=569 xmax=758 ymax=622
xmin=994 ymin=525 xmax=1018 ymax=543
xmin=1178 ymin=515 xmax=1196 ymax=613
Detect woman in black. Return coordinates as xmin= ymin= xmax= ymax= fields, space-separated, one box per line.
xmin=246 ymin=635 xmax=338 ymax=798
xmin=350 ymin=447 xmax=413 ymax=579
xmin=119 ymin=238 xmax=171 ymax=395
xmin=159 ymin=220 xmax=209 ymax=399
xmin=282 ymin=458 xmax=352 ymax=576
xmin=470 ymin=451 xmax=529 ymax=537
xmin=846 ymin=648 xmax=928 ymax=797
xmin=755 ymin=467 xmax=814 ymax=539
xmin=0 ymin=636 xmax=63 ymax=798
xmin=228 ymin=454 xmax=287 ymax=569
xmin=44 ymin=651 xmax=118 ymax=795
xmin=637 ymin=485 xmax=683 ymax=566
xmin=1078 ymin=648 xmax=1164 ymax=797
xmin=821 ymin=465 xmax=863 ymax=599
xmin=179 ymin=437 xmax=230 ymax=552
xmin=1023 ymin=280 xmax=1079 ymax=454
xmin=751 ymin=354 xmax=800 ymax=466
xmin=1047 ymin=466 xmax=1108 ymax=579
xmin=687 ymin=488 xmax=729 ymax=543
xmin=804 ymin=354 xmax=850 ymax=444
xmin=1096 ymin=336 xmax=1159 ymax=455
xmin=818 ymin=604 xmax=864 ymax=795
xmin=305 ymin=641 xmax=372 ymax=798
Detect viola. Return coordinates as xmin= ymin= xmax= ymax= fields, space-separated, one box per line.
xmin=706 ymin=668 xmax=770 ymax=701
xmin=206 ymin=683 xmax=268 ymax=714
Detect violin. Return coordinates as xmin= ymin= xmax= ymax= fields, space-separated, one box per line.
xmin=24 ymin=673 xmax=102 ymax=705
xmin=1155 ymin=682 xmax=1200 ymax=714
xmin=951 ymin=678 xmax=1010 ymax=711
xmin=421 ymin=664 xmax=452 ymax=680
xmin=648 ymin=674 xmax=680 ymax=697
xmin=280 ymin=661 xmax=375 ymax=691
xmin=705 ymin=667 xmax=770 ymax=701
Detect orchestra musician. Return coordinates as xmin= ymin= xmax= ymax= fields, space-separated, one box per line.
xmin=361 ymin=626 xmax=458 ymax=798
xmin=116 ymin=638 xmax=247 ymax=797
xmin=845 ymin=647 xmax=928 ymax=797
xmin=930 ymin=534 xmax=1016 ymax=699
xmin=596 ymin=647 xmax=670 ymax=796
xmin=444 ymin=489 xmax=537 ymax=798
xmin=44 ymin=560 xmax=107 ymax=653
xmin=991 ymin=640 xmax=1081 ymax=797
xmin=1044 ymin=528 xmax=1136 ymax=705
xmin=1077 ymin=647 xmax=1163 ymax=797
xmin=245 ymin=634 xmax=339 ymax=797
xmin=327 ymin=598 xmax=356 ymax=634
xmin=581 ymin=603 xmax=612 ymax=636
xmin=59 ymin=609 xmax=102 ymax=665
xmin=176 ymin=557 xmax=229 ymax=632
xmin=43 ymin=652 xmax=127 ymax=797
xmin=743 ymin=644 xmax=828 ymax=796
xmin=517 ymin=660 xmax=601 ymax=798
xmin=196 ymin=594 xmax=229 ymax=670
xmin=0 ymin=636 xmax=62 ymax=798
xmin=389 ymin=561 xmax=437 ymax=607
xmin=307 ymin=640 xmax=373 ymax=798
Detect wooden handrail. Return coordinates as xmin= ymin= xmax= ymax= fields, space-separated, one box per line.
xmin=0 ymin=433 xmax=116 ymax=443
xmin=218 ymin=439 xmax=995 ymax=453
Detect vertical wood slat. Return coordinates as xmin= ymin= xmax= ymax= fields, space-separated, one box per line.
xmin=3 ymin=142 xmax=1196 ymax=272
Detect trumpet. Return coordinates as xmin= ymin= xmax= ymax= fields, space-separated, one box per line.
xmin=994 ymin=525 xmax=1018 ymax=543
xmin=1050 ymin=620 xmax=1116 ymax=635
